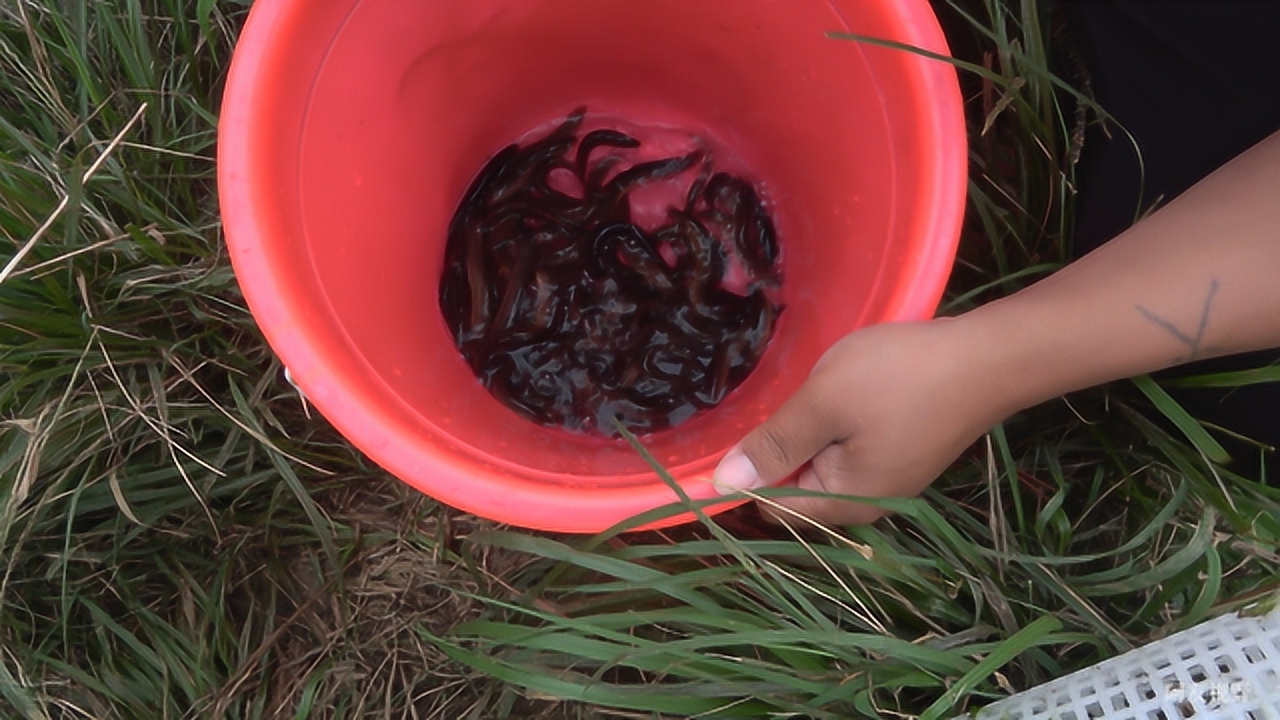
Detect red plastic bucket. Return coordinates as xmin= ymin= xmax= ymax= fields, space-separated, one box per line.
xmin=217 ymin=0 xmax=967 ymax=533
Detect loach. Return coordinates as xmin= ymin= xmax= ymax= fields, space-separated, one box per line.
xmin=439 ymin=108 xmax=783 ymax=436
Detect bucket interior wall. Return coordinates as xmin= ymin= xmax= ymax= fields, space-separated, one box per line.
xmin=235 ymin=0 xmax=954 ymax=504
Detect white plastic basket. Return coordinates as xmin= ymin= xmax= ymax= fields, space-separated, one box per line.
xmin=965 ymin=605 xmax=1280 ymax=720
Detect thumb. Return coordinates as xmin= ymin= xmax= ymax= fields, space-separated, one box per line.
xmin=712 ymin=382 xmax=843 ymax=494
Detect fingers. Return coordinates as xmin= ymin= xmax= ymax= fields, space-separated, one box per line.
xmin=712 ymin=379 xmax=843 ymax=494
xmin=708 ymin=322 xmax=981 ymax=528
xmin=762 ymin=466 xmax=888 ymax=526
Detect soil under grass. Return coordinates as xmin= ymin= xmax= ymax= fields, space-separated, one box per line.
xmin=0 ymin=1 xmax=1276 ymax=719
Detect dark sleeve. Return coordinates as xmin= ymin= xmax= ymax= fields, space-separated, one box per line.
xmin=1060 ymin=0 xmax=1280 ymax=484
xmin=1064 ymin=0 xmax=1280 ymax=255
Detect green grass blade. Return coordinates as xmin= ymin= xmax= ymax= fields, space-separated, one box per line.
xmin=919 ymin=614 xmax=1063 ymax=720
xmin=1132 ymin=374 xmax=1231 ymax=464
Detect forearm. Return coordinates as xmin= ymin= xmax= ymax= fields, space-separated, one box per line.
xmin=954 ymin=128 xmax=1280 ymax=419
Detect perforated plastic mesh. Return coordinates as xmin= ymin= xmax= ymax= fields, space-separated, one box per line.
xmin=967 ymin=606 xmax=1280 ymax=720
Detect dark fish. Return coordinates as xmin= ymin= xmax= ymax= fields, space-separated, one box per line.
xmin=439 ymin=108 xmax=783 ymax=436
xmin=576 ymin=129 xmax=640 ymax=178
xmin=593 ymin=223 xmax=674 ymax=293
xmin=606 ymin=150 xmax=704 ymax=194
xmin=584 ymin=154 xmax=624 ymax=190
xmin=453 ymin=144 xmax=518 ymax=220
xmin=734 ymin=184 xmax=780 ymax=278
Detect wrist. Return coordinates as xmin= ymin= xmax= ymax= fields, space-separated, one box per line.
xmin=939 ymin=290 xmax=1112 ymax=425
xmin=927 ymin=312 xmax=1034 ymax=429
xmin=944 ymin=281 xmax=1147 ymax=422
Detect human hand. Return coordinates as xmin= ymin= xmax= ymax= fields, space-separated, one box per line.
xmin=712 ymin=130 xmax=1280 ymax=523
xmin=712 ymin=319 xmax=1008 ymax=525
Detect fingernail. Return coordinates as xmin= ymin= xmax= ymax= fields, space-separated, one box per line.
xmin=712 ymin=448 xmax=763 ymax=495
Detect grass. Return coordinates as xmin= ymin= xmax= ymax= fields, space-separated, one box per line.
xmin=0 ymin=2 xmax=512 ymax=717
xmin=1 ymin=0 xmax=1277 ymax=718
